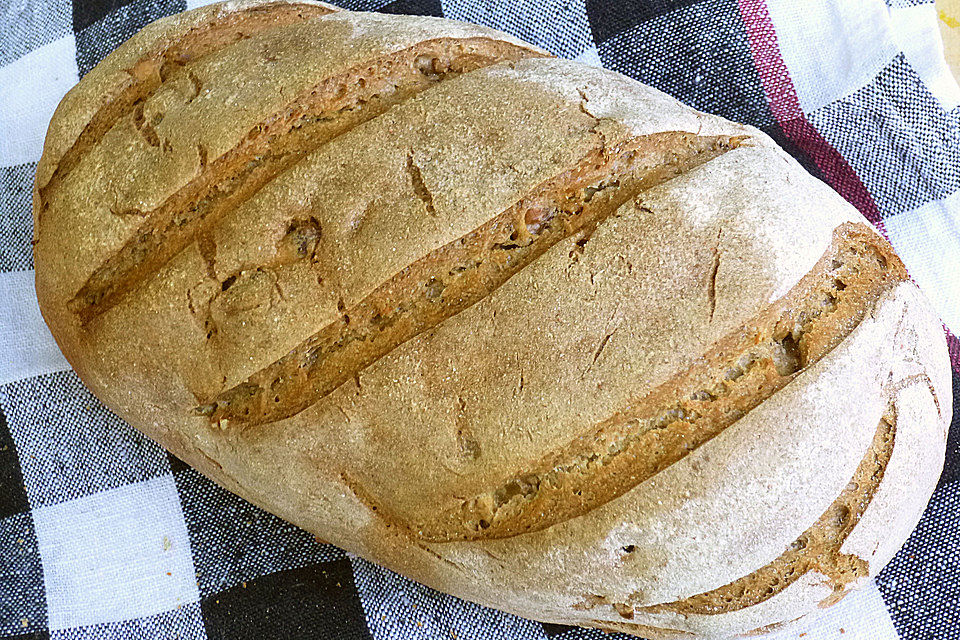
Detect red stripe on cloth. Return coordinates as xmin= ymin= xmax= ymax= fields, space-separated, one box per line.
xmin=736 ymin=0 xmax=960 ymax=374
xmin=947 ymin=330 xmax=960 ymax=374
xmin=736 ymin=0 xmax=887 ymax=236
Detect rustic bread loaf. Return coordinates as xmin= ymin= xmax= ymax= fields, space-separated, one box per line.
xmin=33 ymin=2 xmax=952 ymax=637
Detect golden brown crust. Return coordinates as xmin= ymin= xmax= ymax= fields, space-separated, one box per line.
xmin=69 ymin=36 xmax=542 ymax=323
xmin=32 ymin=5 xmax=951 ymax=639
xmin=33 ymin=1 xmax=337 ymax=236
xmin=38 ymin=3 xmax=335 ymax=191
xmin=198 ymin=132 xmax=741 ymax=427
xmin=414 ymin=223 xmax=908 ymax=542
xmin=639 ymin=405 xmax=896 ymax=616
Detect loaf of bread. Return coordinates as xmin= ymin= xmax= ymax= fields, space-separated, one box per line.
xmin=33 ymin=2 xmax=952 ymax=637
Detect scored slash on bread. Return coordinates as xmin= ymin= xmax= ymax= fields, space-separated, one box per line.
xmin=570 ymin=401 xmax=898 ymax=618
xmin=31 ymin=2 xmax=952 ymax=638
xmin=196 ymin=132 xmax=743 ymax=427
xmin=412 ymin=224 xmax=909 ymax=543
xmin=65 ymin=36 xmax=544 ymax=323
xmin=34 ymin=1 xmax=340 ymax=233
xmin=641 ymin=403 xmax=896 ymax=615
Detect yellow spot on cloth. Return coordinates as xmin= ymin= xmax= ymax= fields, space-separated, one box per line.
xmin=941 ymin=9 xmax=960 ymax=29
xmin=163 ymin=535 xmax=172 ymax=551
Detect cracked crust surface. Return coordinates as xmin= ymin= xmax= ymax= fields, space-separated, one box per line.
xmin=33 ymin=4 xmax=951 ymax=639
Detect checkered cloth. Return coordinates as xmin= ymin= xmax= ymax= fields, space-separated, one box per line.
xmin=1 ymin=0 xmax=958 ymax=638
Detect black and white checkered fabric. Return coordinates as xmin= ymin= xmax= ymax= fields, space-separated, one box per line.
xmin=1 ymin=0 xmax=958 ymax=638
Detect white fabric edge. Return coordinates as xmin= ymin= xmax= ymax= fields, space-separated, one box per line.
xmin=0 ymin=269 xmax=72 ymax=385
xmin=889 ymin=3 xmax=960 ymax=112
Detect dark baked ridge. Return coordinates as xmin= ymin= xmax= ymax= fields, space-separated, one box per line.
xmin=68 ymin=37 xmax=541 ymax=323
xmin=36 ymin=2 xmax=336 ymax=210
xmin=585 ymin=619 xmax=695 ymax=638
xmin=196 ymin=132 xmax=744 ymax=425
xmin=739 ymin=618 xmax=806 ymax=637
xmin=584 ymin=614 xmax=803 ymax=637
xmin=410 ymin=223 xmax=907 ymax=541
